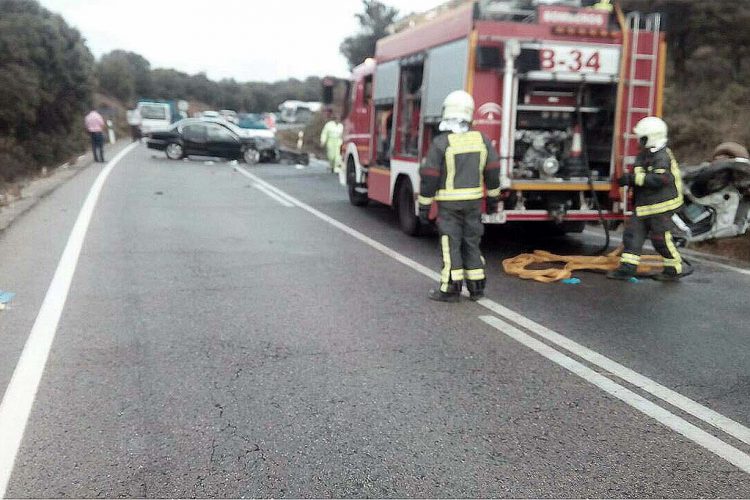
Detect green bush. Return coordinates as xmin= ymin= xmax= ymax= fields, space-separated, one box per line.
xmin=0 ymin=137 xmax=32 ymax=183
xmin=0 ymin=0 xmax=94 ymax=180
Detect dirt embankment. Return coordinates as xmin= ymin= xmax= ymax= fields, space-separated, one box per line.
xmin=276 ymin=114 xmax=326 ymax=158
xmin=690 ymin=237 xmax=750 ymax=262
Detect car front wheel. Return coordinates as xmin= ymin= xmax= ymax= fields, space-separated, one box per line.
xmin=165 ymin=143 xmax=183 ymax=160
xmin=243 ymin=147 xmax=260 ymax=165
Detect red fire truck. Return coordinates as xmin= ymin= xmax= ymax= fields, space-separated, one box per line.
xmin=338 ymin=0 xmax=665 ymax=235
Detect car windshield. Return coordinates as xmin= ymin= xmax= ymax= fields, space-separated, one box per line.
xmin=217 ymin=121 xmax=244 ymax=136
xmin=139 ymin=104 xmax=168 ymax=120
xmin=238 ymin=114 xmax=268 ymax=130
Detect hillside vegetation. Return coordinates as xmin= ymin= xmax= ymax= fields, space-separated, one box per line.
xmin=1 ymin=0 xmax=748 ymax=186
xmin=619 ymin=0 xmax=750 ymax=163
xmin=0 ymin=0 xmax=322 ymax=185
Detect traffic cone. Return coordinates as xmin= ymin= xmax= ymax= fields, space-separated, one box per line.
xmin=570 ymin=124 xmax=583 ymax=158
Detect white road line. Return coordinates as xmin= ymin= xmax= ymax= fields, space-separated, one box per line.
xmin=476 ymin=297 xmax=750 ymax=446
xmin=234 ymin=166 xmax=440 ymax=279
xmin=479 ymin=315 xmax=750 ymax=474
xmin=237 ymin=166 xmax=750 ymax=470
xmin=250 ymin=182 xmax=294 ymax=207
xmin=690 ymin=256 xmax=750 ymax=276
xmin=582 ymin=228 xmax=750 ymax=277
xmin=0 ymin=142 xmax=138 ymax=498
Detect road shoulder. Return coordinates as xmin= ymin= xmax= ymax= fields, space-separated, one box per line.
xmin=0 ymin=140 xmax=132 ymax=234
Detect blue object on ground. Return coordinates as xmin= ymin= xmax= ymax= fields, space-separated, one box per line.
xmin=629 ymin=277 xmax=640 ymax=283
xmin=561 ymin=278 xmax=581 ymax=285
xmin=0 ymin=291 xmax=16 ymax=303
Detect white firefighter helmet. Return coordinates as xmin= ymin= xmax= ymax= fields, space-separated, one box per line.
xmin=633 ymin=116 xmax=668 ymax=150
xmin=442 ymin=90 xmax=475 ymax=123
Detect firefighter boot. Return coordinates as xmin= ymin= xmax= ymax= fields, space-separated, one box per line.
xmin=466 ymin=279 xmax=486 ymax=301
xmin=428 ymin=281 xmax=462 ymax=303
xmin=606 ymin=263 xmax=637 ymax=280
xmin=652 ymin=263 xmax=693 ymax=282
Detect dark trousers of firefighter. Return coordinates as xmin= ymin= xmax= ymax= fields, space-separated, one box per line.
xmin=436 ymin=200 xmax=485 ymax=292
xmin=621 ymin=212 xmax=683 ymax=274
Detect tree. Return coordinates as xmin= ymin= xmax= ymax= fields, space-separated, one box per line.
xmin=97 ymin=53 xmax=136 ymax=103
xmin=97 ymin=50 xmax=153 ymax=103
xmin=340 ymin=0 xmax=399 ymax=69
xmin=0 ymin=0 xmax=95 ymax=178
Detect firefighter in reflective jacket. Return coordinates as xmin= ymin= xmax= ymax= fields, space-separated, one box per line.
xmin=418 ymin=90 xmax=501 ymax=302
xmin=608 ymin=116 xmax=688 ymax=281
xmin=320 ymin=113 xmax=343 ymax=173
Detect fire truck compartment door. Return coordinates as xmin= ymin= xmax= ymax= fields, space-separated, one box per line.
xmin=423 ymin=38 xmax=469 ymax=122
xmin=373 ymin=60 xmax=399 ymax=104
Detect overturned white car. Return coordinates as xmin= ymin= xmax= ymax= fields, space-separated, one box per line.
xmin=674 ymin=142 xmax=750 ymax=243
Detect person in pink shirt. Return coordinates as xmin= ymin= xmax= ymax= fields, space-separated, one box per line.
xmin=84 ymin=109 xmax=107 ymax=162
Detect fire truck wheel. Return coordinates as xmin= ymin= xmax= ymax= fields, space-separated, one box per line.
xmin=347 ymin=159 xmax=368 ymax=206
xmin=396 ymin=178 xmax=421 ymax=236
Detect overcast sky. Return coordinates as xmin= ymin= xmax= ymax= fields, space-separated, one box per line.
xmin=38 ymin=0 xmax=442 ymax=82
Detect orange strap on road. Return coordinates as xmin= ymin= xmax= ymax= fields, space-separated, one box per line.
xmin=502 ymin=247 xmax=665 ymax=283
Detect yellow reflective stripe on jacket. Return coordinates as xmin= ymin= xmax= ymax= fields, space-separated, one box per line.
xmin=636 ymin=197 xmax=683 ymax=217
xmin=434 ymin=188 xmax=484 ymax=201
xmin=417 ymin=195 xmax=433 ymax=205
xmin=445 ymin=132 xmax=488 ymax=191
xmin=466 ymin=268 xmax=485 ymax=280
xmin=668 ymin=148 xmax=683 ymax=196
xmin=487 ymin=188 xmax=501 ymax=198
xmin=635 ymin=148 xmax=683 ymax=217
xmin=634 ymin=166 xmax=646 ymax=187
xmin=620 ymin=252 xmax=640 ymax=265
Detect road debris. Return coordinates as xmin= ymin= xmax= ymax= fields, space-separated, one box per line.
xmin=0 ymin=290 xmax=16 ymax=310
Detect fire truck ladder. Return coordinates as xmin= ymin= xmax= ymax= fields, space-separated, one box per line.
xmin=622 ymin=11 xmax=661 ymax=166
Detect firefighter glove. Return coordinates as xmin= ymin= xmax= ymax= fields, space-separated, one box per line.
xmin=618 ymin=173 xmax=634 ymax=187
xmin=486 ymin=196 xmax=500 ymax=214
xmin=418 ymin=204 xmax=431 ymax=225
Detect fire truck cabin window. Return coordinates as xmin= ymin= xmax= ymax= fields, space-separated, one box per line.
xmin=397 ymin=63 xmax=423 ymax=158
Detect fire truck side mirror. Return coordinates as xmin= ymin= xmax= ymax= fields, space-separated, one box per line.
xmin=476 ymin=46 xmax=504 ymax=71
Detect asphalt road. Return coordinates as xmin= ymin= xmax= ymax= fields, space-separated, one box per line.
xmin=1 ymin=144 xmax=750 ymax=498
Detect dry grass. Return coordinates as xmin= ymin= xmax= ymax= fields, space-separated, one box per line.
xmin=690 ymin=235 xmax=750 ymax=262
xmin=276 ymin=113 xmax=326 ymax=158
